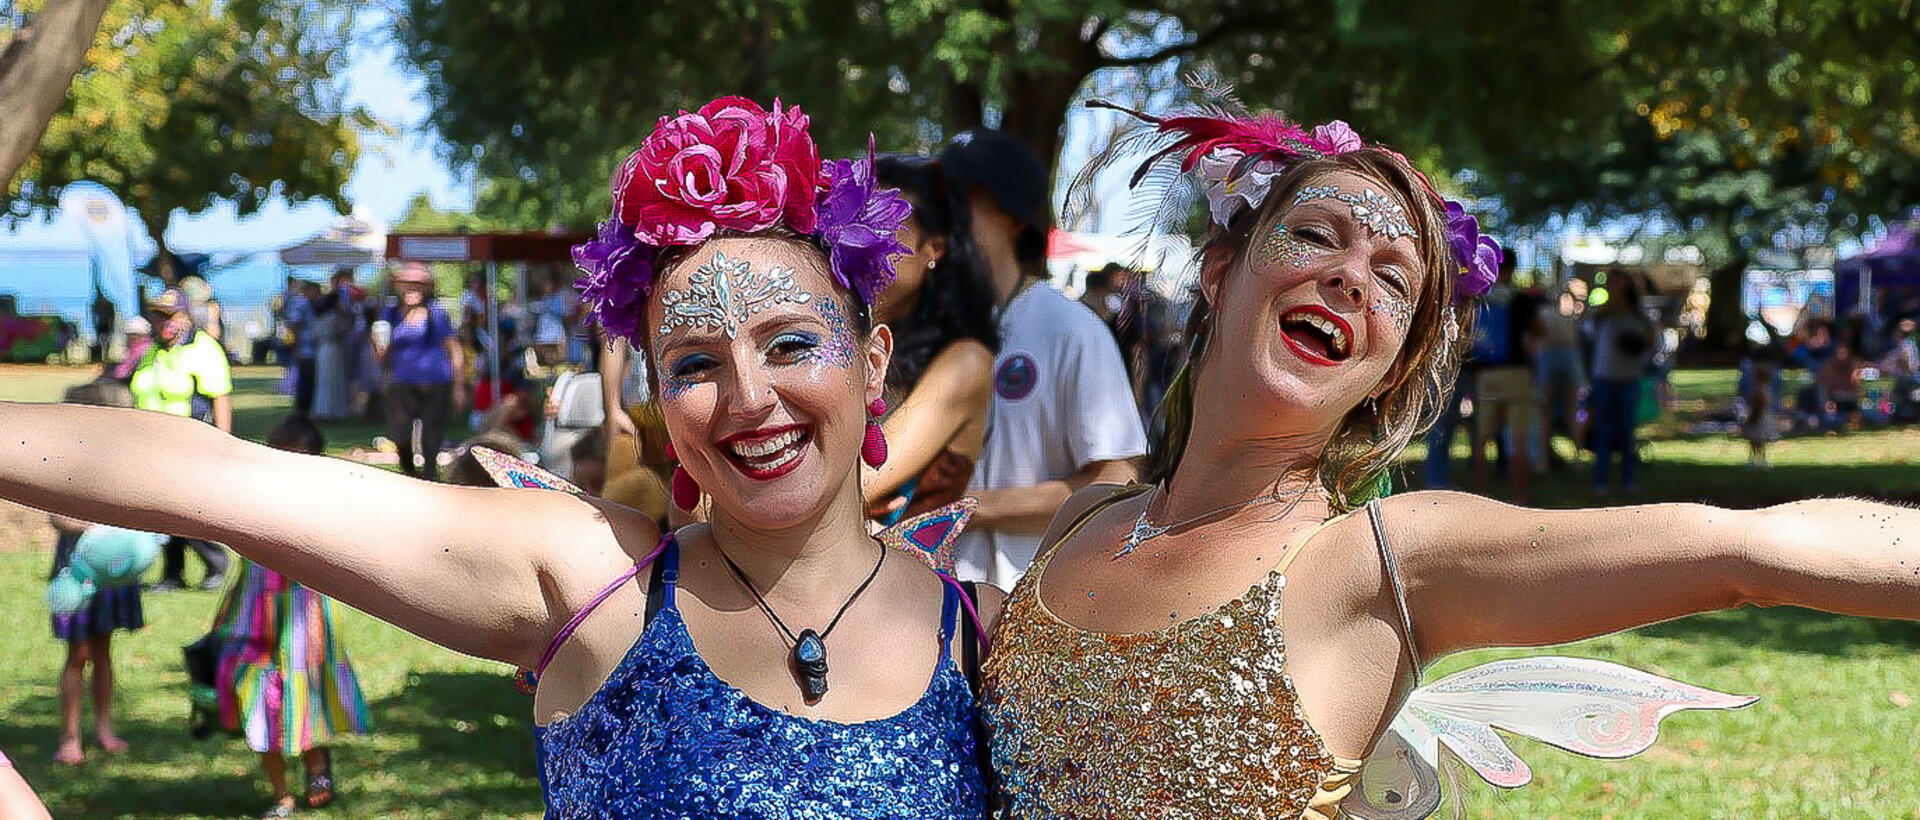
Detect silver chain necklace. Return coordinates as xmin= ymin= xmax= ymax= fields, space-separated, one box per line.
xmin=1114 ymin=480 xmax=1319 ymax=559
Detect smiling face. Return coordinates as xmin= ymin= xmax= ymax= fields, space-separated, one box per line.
xmin=1199 ymin=169 xmax=1428 ymax=438
xmin=645 ymin=236 xmax=890 ymax=529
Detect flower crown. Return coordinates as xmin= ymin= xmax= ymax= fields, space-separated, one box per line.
xmin=573 ymin=96 xmax=912 ymax=346
xmin=1090 ymin=100 xmax=1498 ymax=300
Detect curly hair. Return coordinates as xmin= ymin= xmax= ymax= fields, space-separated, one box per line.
xmin=1144 ymin=149 xmax=1477 ymax=511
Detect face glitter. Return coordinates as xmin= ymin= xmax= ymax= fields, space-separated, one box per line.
xmin=660 ymin=369 xmax=698 ymax=401
xmin=1293 ymin=184 xmax=1415 ymax=241
xmin=1371 ymin=293 xmax=1413 ymax=333
xmin=1255 ymin=224 xmax=1323 ymax=271
xmin=658 ymin=252 xmax=814 ymax=339
xmin=798 ymin=297 xmax=858 ymax=370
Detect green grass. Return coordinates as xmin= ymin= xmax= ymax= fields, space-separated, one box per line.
xmin=0 ymin=560 xmax=540 ymax=818
xmin=4 ymin=365 xmax=1920 ymax=817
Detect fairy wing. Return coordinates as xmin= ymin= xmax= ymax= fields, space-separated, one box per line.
xmin=1345 ymin=656 xmax=1758 ymax=819
xmin=876 ymin=498 xmax=977 ymax=572
xmin=470 ymin=446 xmax=583 ymax=494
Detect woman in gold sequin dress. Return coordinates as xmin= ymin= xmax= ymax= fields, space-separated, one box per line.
xmin=980 ymin=105 xmax=1920 ymax=819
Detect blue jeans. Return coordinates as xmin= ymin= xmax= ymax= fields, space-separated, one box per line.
xmin=1423 ymin=381 xmax=1468 ymax=488
xmin=1590 ymin=377 xmax=1641 ymax=490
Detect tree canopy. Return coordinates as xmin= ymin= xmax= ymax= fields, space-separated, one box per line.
xmin=397 ymin=0 xmax=1918 ymax=346
xmin=9 ymin=0 xmax=366 ymax=278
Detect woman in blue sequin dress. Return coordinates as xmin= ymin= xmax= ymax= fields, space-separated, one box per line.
xmin=0 ymin=96 xmax=995 ymax=819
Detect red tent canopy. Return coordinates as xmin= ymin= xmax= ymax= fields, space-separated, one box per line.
xmin=384 ymin=231 xmax=587 ymax=263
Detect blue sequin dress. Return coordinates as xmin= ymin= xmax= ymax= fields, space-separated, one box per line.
xmin=534 ymin=536 xmax=987 ymax=819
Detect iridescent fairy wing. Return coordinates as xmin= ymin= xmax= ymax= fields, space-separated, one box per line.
xmin=470 ymin=446 xmax=583 ymax=494
xmin=876 ymin=498 xmax=976 ymax=573
xmin=1345 ymin=656 xmax=1758 ymax=819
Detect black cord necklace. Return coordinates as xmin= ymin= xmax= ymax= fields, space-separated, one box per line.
xmin=715 ymin=538 xmax=886 ymax=701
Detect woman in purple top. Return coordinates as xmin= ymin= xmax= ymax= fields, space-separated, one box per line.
xmin=375 ymin=263 xmax=465 ymax=480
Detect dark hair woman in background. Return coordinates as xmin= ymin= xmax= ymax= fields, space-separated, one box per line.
xmin=862 ymin=155 xmax=1000 ymax=526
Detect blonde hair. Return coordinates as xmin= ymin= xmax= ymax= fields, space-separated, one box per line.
xmin=1144 ymin=150 xmax=1477 ymax=512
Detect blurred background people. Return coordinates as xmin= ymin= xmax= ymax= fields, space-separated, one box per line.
xmin=309 ymin=269 xmax=358 ymax=421
xmin=130 ymin=288 xmax=233 ymax=591
xmin=937 ymin=129 xmax=1144 ymax=584
xmin=287 ymin=280 xmax=321 ymax=416
xmin=47 ymin=383 xmax=145 ymax=766
xmin=374 ymin=263 xmax=464 ymax=481
xmin=862 ymin=154 xmax=998 ymax=524
xmin=1535 ymin=283 xmax=1588 ymax=455
xmin=1588 ymin=272 xmax=1656 ymax=495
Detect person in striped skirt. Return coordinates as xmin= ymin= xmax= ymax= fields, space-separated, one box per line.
xmin=206 ymin=415 xmax=369 ymax=818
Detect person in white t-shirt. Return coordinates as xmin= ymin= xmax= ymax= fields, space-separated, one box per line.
xmin=939 ymin=129 xmax=1145 ymax=585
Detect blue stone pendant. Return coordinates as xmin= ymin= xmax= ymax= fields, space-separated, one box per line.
xmin=793 ymin=629 xmax=830 ymax=699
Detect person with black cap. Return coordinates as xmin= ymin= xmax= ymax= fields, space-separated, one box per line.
xmin=937 ymin=129 xmax=1145 ymax=585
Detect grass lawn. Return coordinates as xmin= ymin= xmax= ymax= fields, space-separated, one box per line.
xmin=3 ymin=365 xmax=1919 ymax=817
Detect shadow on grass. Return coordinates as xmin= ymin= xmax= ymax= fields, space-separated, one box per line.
xmin=1636 ymin=606 xmax=1920 ymax=658
xmin=6 ymin=671 xmax=541 ymax=817
xmin=371 ymin=670 xmax=539 ymax=776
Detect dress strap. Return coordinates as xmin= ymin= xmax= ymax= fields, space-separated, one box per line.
xmin=1365 ymin=500 xmax=1422 ymax=673
xmin=1272 ymin=515 xmax=1344 ymax=575
xmin=941 ymin=573 xmax=990 ymax=653
xmin=938 ymin=577 xmax=960 ymax=645
xmin=533 ymin=532 xmax=674 ymax=679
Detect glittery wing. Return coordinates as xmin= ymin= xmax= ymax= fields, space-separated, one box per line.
xmin=1345 ymin=656 xmax=1758 ymax=819
xmin=470 ymin=446 xmax=583 ymax=494
xmin=876 ymin=498 xmax=976 ymax=573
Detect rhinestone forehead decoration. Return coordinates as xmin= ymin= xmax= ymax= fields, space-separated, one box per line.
xmin=657 ymin=252 xmax=813 ymax=338
xmin=1293 ymin=185 xmax=1415 ymax=241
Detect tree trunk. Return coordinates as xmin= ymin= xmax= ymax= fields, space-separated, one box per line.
xmin=997 ymin=22 xmax=1102 ymax=219
xmin=144 ymin=212 xmax=177 ymax=286
xmin=1702 ymin=252 xmax=1752 ymax=352
xmin=0 ymin=0 xmax=114 ymax=192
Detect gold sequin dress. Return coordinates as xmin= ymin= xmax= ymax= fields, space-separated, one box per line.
xmin=981 ymin=500 xmax=1374 ymax=819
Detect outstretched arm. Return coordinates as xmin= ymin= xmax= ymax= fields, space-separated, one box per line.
xmin=1393 ymin=491 xmax=1920 ymax=660
xmin=0 ymin=401 xmax=658 ymax=668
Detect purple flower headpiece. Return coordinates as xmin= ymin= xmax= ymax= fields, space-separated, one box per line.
xmin=573 ymin=96 xmax=911 ymax=347
xmin=1090 ymin=99 xmax=1498 ymax=301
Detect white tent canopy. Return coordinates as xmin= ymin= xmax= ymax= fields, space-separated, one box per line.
xmin=279 ymin=213 xmax=387 ymax=268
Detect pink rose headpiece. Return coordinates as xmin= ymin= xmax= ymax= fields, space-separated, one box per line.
xmin=574 ymin=96 xmax=911 ymax=345
xmin=1087 ymin=99 xmax=1496 ymax=300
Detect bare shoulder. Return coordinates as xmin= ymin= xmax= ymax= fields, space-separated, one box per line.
xmin=922 ymin=340 xmax=996 ymax=400
xmin=928 ymin=337 xmax=995 ymax=374
xmin=527 ymin=491 xmax=666 ymax=614
xmin=1039 ymin=482 xmax=1137 ymax=552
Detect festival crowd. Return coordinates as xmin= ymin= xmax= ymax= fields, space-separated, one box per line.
xmin=4 ymin=95 xmax=1920 ymax=820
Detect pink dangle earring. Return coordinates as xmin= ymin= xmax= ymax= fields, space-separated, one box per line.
xmin=666 ymin=442 xmax=700 ymax=511
xmin=861 ymin=398 xmax=888 ymax=467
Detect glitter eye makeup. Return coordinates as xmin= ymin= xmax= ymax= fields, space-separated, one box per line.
xmin=1255 ymin=224 xmax=1323 ymax=270
xmin=659 ymin=358 xmax=704 ymax=401
xmin=798 ymin=298 xmax=858 ymax=369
